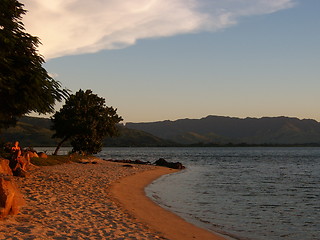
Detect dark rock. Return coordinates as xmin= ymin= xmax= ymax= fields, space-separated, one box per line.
xmin=107 ymin=159 xmax=151 ymax=165
xmin=122 ymin=164 xmax=133 ymax=168
xmin=154 ymin=158 xmax=185 ymax=169
xmin=12 ymin=167 xmax=27 ymax=178
xmin=155 ymin=158 xmax=167 ymax=166
xmin=169 ymin=162 xmax=185 ymax=169
xmin=134 ymin=160 xmax=151 ymax=164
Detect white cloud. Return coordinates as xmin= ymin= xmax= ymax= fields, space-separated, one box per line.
xmin=48 ymin=72 xmax=59 ymax=79
xmin=21 ymin=0 xmax=295 ymax=59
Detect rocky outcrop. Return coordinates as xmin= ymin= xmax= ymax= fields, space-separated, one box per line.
xmin=0 ymin=177 xmax=24 ymax=218
xmin=106 ymin=159 xmax=151 ymax=165
xmin=0 ymin=158 xmax=25 ymax=219
xmin=9 ymin=154 xmax=29 ymax=177
xmin=0 ymin=159 xmax=13 ymax=176
xmin=38 ymin=152 xmax=48 ymax=158
xmin=28 ymin=151 xmax=39 ymax=158
xmin=107 ymin=158 xmax=185 ymax=169
xmin=154 ymin=158 xmax=185 ymax=169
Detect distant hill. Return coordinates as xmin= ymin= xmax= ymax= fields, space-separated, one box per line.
xmin=126 ymin=115 xmax=320 ymax=145
xmin=0 ymin=116 xmax=172 ymax=147
xmin=0 ymin=117 xmax=58 ymax=146
xmin=104 ymin=125 xmax=175 ymax=147
xmin=2 ymin=115 xmax=320 ymax=147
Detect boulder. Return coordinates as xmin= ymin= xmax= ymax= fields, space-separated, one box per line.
xmin=107 ymin=159 xmax=151 ymax=165
xmin=28 ymin=151 xmax=39 ymax=158
xmin=38 ymin=152 xmax=48 ymax=159
xmin=154 ymin=158 xmax=185 ymax=169
xmin=169 ymin=162 xmax=185 ymax=169
xmin=134 ymin=159 xmax=151 ymax=164
xmin=154 ymin=158 xmax=167 ymax=166
xmin=0 ymin=159 xmax=24 ymax=219
xmin=0 ymin=159 xmax=13 ymax=176
xmin=0 ymin=177 xmax=24 ymax=218
xmin=12 ymin=167 xmax=28 ymax=178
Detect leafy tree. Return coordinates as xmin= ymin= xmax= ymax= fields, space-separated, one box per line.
xmin=0 ymin=0 xmax=68 ymax=130
xmin=51 ymin=89 xmax=123 ymax=155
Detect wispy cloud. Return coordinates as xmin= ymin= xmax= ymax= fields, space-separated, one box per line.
xmin=22 ymin=0 xmax=295 ymax=59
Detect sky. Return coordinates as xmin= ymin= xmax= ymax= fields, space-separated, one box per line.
xmin=22 ymin=0 xmax=320 ymax=123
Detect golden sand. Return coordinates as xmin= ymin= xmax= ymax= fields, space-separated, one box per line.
xmin=0 ymin=159 xmax=226 ymax=239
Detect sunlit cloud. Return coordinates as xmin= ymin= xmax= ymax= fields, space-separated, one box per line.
xmin=21 ymin=0 xmax=295 ymax=59
xmin=48 ymin=73 xmax=59 ymax=79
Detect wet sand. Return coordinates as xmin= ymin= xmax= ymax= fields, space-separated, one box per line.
xmin=0 ymin=158 xmax=226 ymax=239
xmin=111 ymin=166 xmax=227 ymax=240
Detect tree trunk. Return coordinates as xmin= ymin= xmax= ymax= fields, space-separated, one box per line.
xmin=53 ymin=137 xmax=69 ymax=155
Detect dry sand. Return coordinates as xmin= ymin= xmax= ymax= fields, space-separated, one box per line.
xmin=0 ymin=158 xmax=226 ymax=240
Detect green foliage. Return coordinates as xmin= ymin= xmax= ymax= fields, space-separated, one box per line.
xmin=51 ymin=89 xmax=123 ymax=155
xmin=71 ymin=136 xmax=103 ymax=156
xmin=0 ymin=0 xmax=68 ymax=130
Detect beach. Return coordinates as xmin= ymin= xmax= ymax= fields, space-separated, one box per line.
xmin=0 ymin=158 xmax=225 ymax=240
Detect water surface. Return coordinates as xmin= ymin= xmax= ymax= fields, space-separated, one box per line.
xmin=36 ymin=147 xmax=320 ymax=240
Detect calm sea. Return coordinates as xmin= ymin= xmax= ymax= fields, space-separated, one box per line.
xmin=36 ymin=147 xmax=320 ymax=240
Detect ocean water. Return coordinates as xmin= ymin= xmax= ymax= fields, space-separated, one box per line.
xmin=36 ymin=147 xmax=320 ymax=240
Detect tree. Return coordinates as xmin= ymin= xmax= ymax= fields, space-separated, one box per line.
xmin=51 ymin=89 xmax=123 ymax=155
xmin=0 ymin=0 xmax=68 ymax=130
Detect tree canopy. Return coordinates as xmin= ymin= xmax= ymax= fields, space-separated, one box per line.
xmin=51 ymin=89 xmax=123 ymax=155
xmin=0 ymin=0 xmax=68 ymax=130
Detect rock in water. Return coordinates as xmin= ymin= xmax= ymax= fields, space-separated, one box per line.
xmin=154 ymin=158 xmax=185 ymax=169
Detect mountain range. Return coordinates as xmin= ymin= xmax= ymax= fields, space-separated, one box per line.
xmin=126 ymin=115 xmax=320 ymax=145
xmin=1 ymin=115 xmax=320 ymax=147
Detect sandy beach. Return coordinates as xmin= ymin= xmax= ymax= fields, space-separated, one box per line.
xmin=0 ymin=158 xmax=226 ymax=240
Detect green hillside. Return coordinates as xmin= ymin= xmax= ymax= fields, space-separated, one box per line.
xmin=1 ymin=117 xmax=58 ymax=146
xmin=104 ymin=125 xmax=175 ymax=147
xmin=0 ymin=116 xmax=172 ymax=147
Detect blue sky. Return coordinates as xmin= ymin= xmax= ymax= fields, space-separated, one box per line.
xmin=23 ymin=0 xmax=320 ymax=123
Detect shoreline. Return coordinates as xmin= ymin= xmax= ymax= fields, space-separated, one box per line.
xmin=111 ymin=166 xmax=228 ymax=240
xmin=0 ymin=158 xmax=229 ymax=239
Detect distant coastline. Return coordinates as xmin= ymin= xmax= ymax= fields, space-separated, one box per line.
xmin=2 ymin=115 xmax=320 ymax=147
xmin=177 ymin=142 xmax=320 ymax=147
